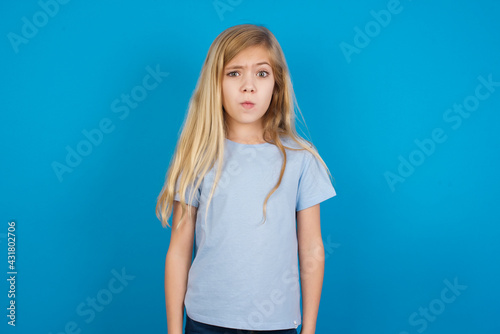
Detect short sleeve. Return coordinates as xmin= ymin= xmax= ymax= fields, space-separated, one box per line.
xmin=296 ymin=153 xmax=336 ymax=211
xmin=174 ymin=172 xmax=201 ymax=208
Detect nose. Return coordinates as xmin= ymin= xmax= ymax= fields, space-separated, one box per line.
xmin=241 ymin=75 xmax=256 ymax=93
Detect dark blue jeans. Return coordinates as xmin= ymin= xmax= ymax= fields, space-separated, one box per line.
xmin=185 ymin=314 xmax=298 ymax=334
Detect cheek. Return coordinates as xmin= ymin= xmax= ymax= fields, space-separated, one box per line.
xmin=264 ymin=80 xmax=275 ymax=101
xmin=221 ymin=83 xmax=228 ymax=105
xmin=221 ymin=81 xmax=232 ymax=102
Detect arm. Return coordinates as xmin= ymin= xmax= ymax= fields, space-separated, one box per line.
xmin=297 ymin=203 xmax=325 ymax=334
xmin=165 ymin=201 xmax=197 ymax=334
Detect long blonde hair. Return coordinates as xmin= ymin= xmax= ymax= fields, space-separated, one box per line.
xmin=156 ymin=23 xmax=334 ymax=230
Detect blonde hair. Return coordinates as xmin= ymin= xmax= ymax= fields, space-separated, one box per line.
xmin=156 ymin=23 xmax=335 ymax=230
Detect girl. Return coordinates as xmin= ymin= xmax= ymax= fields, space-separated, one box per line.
xmin=156 ymin=24 xmax=336 ymax=334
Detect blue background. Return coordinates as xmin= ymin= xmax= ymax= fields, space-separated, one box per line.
xmin=1 ymin=0 xmax=499 ymax=333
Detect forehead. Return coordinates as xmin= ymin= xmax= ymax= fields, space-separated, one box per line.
xmin=225 ymin=45 xmax=272 ymax=66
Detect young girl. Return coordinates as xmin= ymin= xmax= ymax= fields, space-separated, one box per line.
xmin=156 ymin=24 xmax=336 ymax=334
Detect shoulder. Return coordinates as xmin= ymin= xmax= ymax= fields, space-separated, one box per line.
xmin=279 ymin=135 xmax=317 ymax=162
xmin=279 ymin=135 xmax=313 ymax=151
xmin=271 ymin=136 xmax=320 ymax=179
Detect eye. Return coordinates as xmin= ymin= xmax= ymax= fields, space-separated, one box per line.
xmin=227 ymin=71 xmax=239 ymax=77
xmin=257 ymin=70 xmax=270 ymax=78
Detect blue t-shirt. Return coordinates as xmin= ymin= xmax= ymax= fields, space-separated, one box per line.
xmin=174 ymin=136 xmax=336 ymax=330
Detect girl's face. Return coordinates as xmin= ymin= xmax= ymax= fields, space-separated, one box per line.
xmin=222 ymin=45 xmax=275 ymax=134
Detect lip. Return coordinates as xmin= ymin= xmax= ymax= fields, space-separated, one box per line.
xmin=241 ymin=101 xmax=255 ymax=109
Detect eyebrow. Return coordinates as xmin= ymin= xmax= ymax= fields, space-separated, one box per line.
xmin=225 ymin=62 xmax=271 ymax=70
